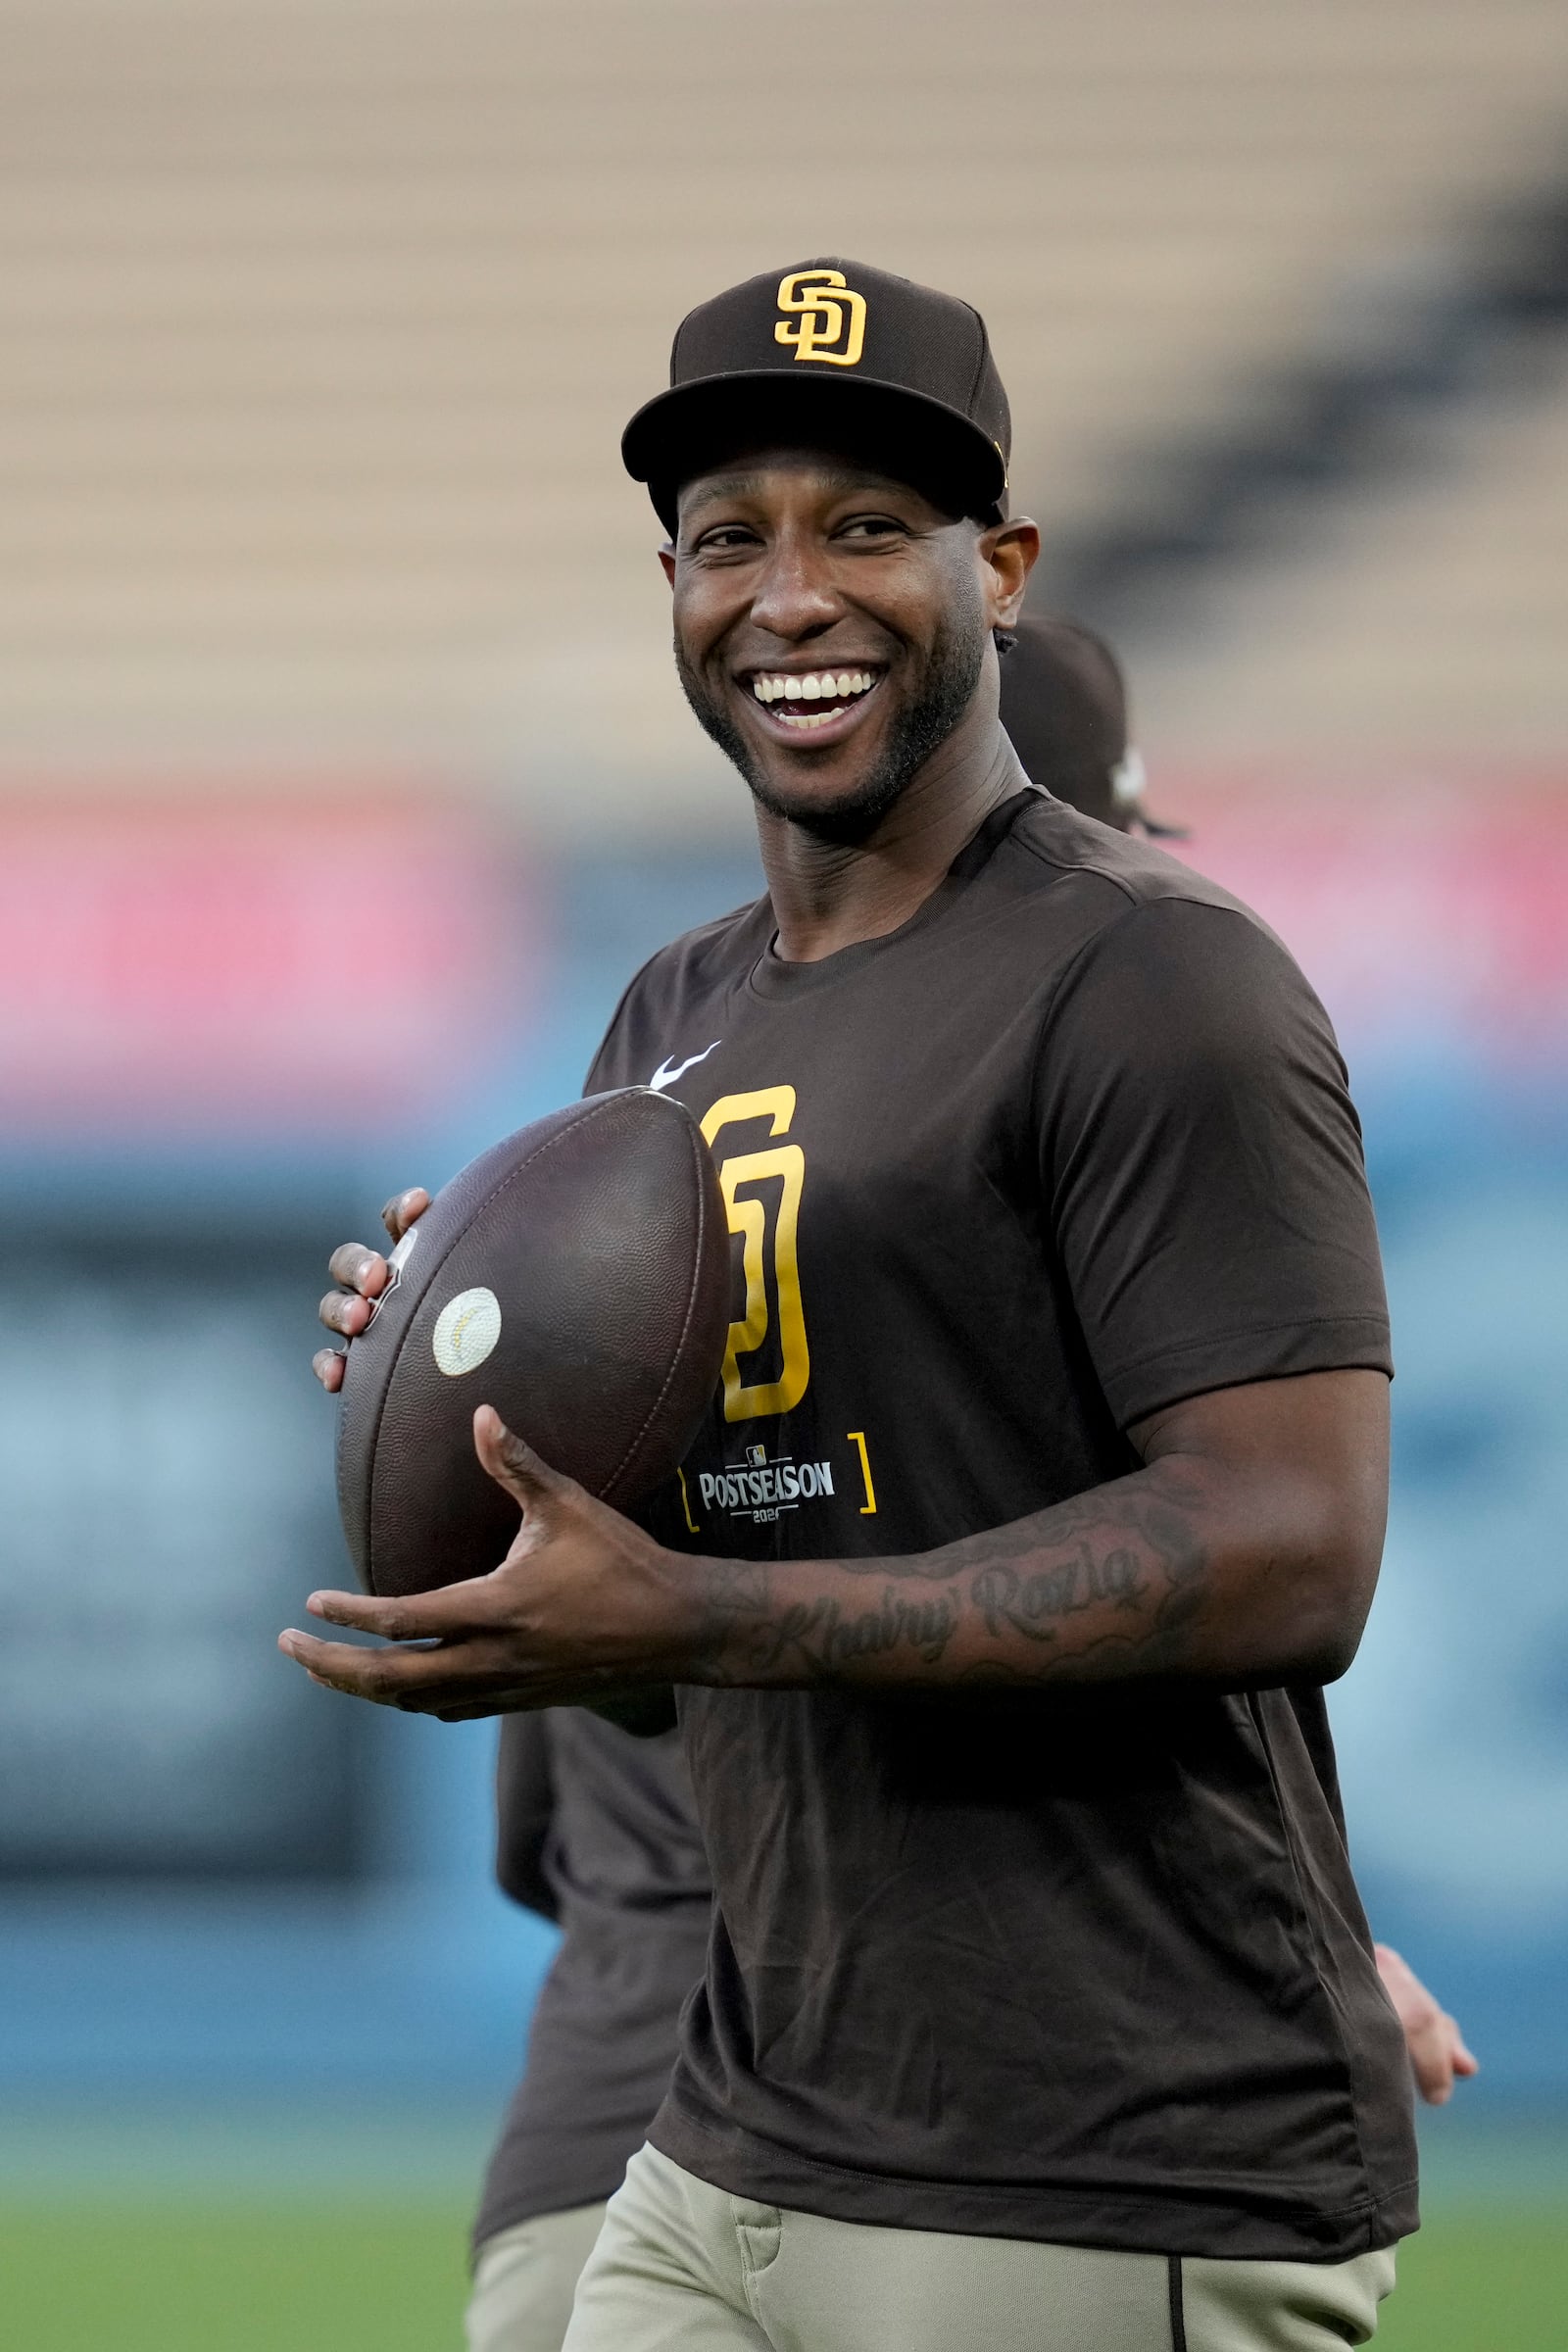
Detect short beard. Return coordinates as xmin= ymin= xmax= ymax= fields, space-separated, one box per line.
xmin=675 ymin=586 xmax=988 ymax=846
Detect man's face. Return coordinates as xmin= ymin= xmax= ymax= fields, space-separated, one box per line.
xmin=662 ymin=449 xmax=1032 ymax=837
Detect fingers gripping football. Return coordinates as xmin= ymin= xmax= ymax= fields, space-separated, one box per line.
xmin=313 ymin=1188 xmax=432 ymax=1391
xmin=381 ymin=1189 xmax=432 ymax=1244
xmin=278 ymin=1407 xmax=688 ymax=1717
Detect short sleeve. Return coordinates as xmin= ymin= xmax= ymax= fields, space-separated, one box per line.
xmin=1038 ymin=896 xmax=1392 ymax=1431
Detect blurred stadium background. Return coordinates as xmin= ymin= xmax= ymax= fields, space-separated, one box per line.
xmin=3 ymin=3 xmax=1567 ymax=2345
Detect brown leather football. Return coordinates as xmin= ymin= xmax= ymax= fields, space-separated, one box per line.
xmin=335 ymin=1089 xmax=730 ymax=1595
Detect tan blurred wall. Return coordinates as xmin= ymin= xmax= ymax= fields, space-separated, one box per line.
xmin=7 ymin=0 xmax=1568 ymax=829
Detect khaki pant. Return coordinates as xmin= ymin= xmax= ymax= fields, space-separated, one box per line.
xmin=467 ymin=2203 xmax=609 ymax=2352
xmin=562 ymin=2144 xmax=1397 ymax=2352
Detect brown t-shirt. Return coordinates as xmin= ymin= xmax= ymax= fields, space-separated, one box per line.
xmin=588 ymin=789 xmax=1417 ymax=2260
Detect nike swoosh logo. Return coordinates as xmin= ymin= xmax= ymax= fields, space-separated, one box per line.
xmin=649 ymin=1041 xmax=721 ymax=1092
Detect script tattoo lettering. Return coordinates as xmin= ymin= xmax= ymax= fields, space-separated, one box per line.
xmin=687 ymin=1467 xmax=1217 ymax=1692
xmin=970 ymin=1545 xmax=1146 ymax=1643
xmin=740 ymin=1589 xmax=959 ymax=1677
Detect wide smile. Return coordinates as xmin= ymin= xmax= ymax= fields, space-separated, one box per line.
xmin=742 ymin=664 xmax=886 ymax=747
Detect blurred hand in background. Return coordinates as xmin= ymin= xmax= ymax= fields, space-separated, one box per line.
xmin=1376 ymin=1942 xmax=1479 ymax=2106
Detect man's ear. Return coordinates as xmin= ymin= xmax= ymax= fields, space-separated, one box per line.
xmin=980 ymin=517 xmax=1040 ymax=631
xmin=658 ymin=541 xmax=676 ymax=589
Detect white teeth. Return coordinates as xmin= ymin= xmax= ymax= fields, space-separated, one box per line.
xmin=751 ymin=667 xmax=878 ymax=709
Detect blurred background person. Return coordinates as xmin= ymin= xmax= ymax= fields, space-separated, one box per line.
xmin=464 ymin=1716 xmax=710 ymax=2352
xmin=3 ymin=7 xmax=1561 ymax=2349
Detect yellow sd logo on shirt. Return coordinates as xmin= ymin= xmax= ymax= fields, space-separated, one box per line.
xmin=774 ymin=270 xmax=866 ymax=368
xmin=701 ymin=1087 xmax=810 ymax=1421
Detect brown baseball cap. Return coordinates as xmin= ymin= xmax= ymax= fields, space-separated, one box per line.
xmin=622 ymin=258 xmax=1011 ymax=532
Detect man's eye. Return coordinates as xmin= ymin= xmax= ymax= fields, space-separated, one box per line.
xmin=838 ymin=515 xmax=906 ymax=541
xmin=695 ymin=525 xmax=760 ymax=553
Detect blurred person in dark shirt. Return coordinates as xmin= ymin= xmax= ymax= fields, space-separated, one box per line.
xmin=466 ymin=1714 xmax=710 ymax=2350
xmin=459 ymin=614 xmax=1473 ymax=2352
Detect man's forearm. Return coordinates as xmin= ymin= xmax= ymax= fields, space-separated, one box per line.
xmin=683 ymin=1454 xmax=1355 ymax=1696
xmin=278 ymin=1375 xmax=1383 ymax=1720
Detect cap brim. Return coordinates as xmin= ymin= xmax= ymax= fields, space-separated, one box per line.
xmin=622 ymin=371 xmax=1008 ymax=530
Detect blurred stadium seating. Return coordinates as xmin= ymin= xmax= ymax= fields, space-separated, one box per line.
xmin=5 ymin=0 xmax=1568 ymax=806
xmin=3 ymin=6 xmax=1567 ymax=2345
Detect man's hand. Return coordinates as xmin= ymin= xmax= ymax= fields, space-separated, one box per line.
xmin=278 ymin=1407 xmax=696 ymax=1718
xmin=1375 ymin=1943 xmax=1478 ymax=2106
xmin=312 ymin=1187 xmax=431 ymax=1392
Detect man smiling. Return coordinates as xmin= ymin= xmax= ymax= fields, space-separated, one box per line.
xmin=289 ymin=261 xmax=1417 ymax=2349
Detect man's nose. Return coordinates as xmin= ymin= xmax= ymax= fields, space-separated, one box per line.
xmin=748 ymin=533 xmax=842 ymax=642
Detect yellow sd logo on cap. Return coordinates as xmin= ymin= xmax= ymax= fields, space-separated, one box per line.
xmin=774 ymin=269 xmax=866 ymax=368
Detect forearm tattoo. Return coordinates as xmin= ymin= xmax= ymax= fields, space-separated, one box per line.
xmin=689 ymin=1468 xmax=1215 ymax=1691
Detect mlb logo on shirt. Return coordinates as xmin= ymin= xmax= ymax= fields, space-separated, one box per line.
xmin=745 ymin=1444 xmax=767 ymax=1468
